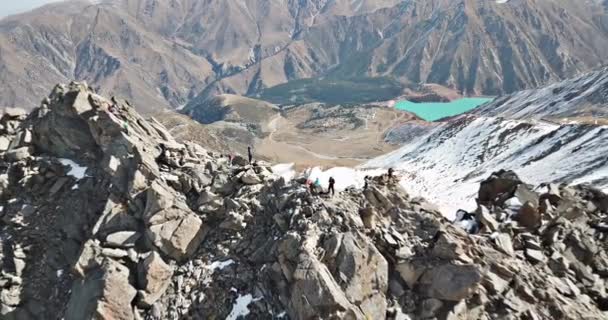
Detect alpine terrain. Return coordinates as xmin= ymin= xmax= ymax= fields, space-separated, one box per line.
xmin=1 ymin=0 xmax=608 ymax=110
xmin=0 ymin=0 xmax=608 ymax=320
xmin=0 ymin=82 xmax=607 ymax=320
xmin=364 ymin=66 xmax=608 ymax=216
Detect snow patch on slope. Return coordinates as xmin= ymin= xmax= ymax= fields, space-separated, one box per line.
xmin=58 ymin=159 xmax=88 ymax=180
xmin=303 ymin=166 xmax=386 ymax=191
xmin=363 ymin=116 xmax=608 ymax=219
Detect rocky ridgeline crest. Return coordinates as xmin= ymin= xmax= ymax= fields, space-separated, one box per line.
xmin=0 ymin=83 xmax=607 ymax=319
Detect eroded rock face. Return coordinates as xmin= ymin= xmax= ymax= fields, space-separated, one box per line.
xmin=1 ymin=83 xmax=608 ymax=320
xmin=419 ymin=264 xmax=482 ymax=301
xmin=137 ymin=252 xmax=174 ymax=307
xmin=289 ymin=252 xmax=365 ymax=319
xmin=66 ymin=259 xmax=137 ymax=320
xmin=144 ymin=182 xmax=205 ymax=260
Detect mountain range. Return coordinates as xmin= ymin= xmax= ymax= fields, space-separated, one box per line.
xmin=2 ymin=0 xmax=608 ymax=111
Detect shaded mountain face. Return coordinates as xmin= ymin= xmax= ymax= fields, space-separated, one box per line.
xmin=2 ymin=0 xmax=608 ymax=111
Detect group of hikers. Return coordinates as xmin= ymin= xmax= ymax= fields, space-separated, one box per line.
xmin=222 ymin=145 xmax=397 ymax=198
xmin=306 ymin=176 xmax=336 ymax=196
xmin=306 ymin=168 xmax=397 ymax=197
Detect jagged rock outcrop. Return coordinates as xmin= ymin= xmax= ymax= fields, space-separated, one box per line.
xmin=0 ymin=83 xmax=607 ymax=319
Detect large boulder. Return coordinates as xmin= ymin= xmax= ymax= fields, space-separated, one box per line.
xmin=331 ymin=233 xmax=388 ymax=319
xmin=288 ymin=253 xmax=365 ymax=319
xmin=516 ymin=201 xmax=541 ymax=229
xmin=478 ymin=170 xmax=522 ymax=207
xmin=418 ymin=264 xmax=482 ymax=301
xmin=137 ymin=252 xmax=174 ymax=307
xmin=65 ymin=259 xmax=137 ymax=320
xmin=144 ymin=182 xmax=205 ymax=260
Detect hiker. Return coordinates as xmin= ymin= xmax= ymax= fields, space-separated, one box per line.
xmin=314 ymin=178 xmax=321 ymax=187
xmin=328 ymin=177 xmax=335 ymax=196
xmin=388 ymin=168 xmax=394 ymax=179
xmin=363 ymin=176 xmax=370 ymax=190
xmin=306 ymin=179 xmax=314 ymax=194
xmin=248 ymin=146 xmax=253 ymax=164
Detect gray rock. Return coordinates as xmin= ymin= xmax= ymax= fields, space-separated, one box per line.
xmin=482 ymin=271 xmax=510 ymax=294
xmin=219 ymin=211 xmax=246 ymax=230
xmin=211 ymin=173 xmax=236 ymax=196
xmin=0 ymin=286 xmax=21 ymax=306
xmin=232 ymin=155 xmax=249 ymax=166
xmin=478 ymin=205 xmax=499 ymax=232
xmin=241 ymin=170 xmax=262 ymax=185
xmin=144 ymin=182 xmax=205 ymax=260
xmin=3 ymin=108 xmax=26 ymax=118
xmin=432 ymin=231 xmax=467 ymax=261
xmin=101 ymin=248 xmax=129 ymax=259
xmin=105 ymin=231 xmax=141 ymax=248
xmin=138 ymin=252 xmax=174 ymax=307
xmin=0 ymin=137 xmax=10 ymax=151
xmin=516 ymin=201 xmax=541 ymax=229
xmin=65 ymin=259 xmax=136 ymax=320
xmin=395 ymin=260 xmax=427 ymax=289
xmin=419 ymin=264 xmax=482 ymax=301
xmin=289 ymin=252 xmax=365 ymax=319
xmin=525 ymin=249 xmax=546 ymax=264
xmin=420 ymin=298 xmax=443 ymax=318
xmin=494 ymin=233 xmax=515 ymax=256
xmin=333 ymin=233 xmax=388 ymax=319
xmin=5 ymin=147 xmax=31 ymax=161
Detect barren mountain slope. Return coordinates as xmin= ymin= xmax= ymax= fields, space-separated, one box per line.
xmin=167 ymin=95 xmax=424 ymax=167
xmin=2 ymin=0 xmax=608 ymax=110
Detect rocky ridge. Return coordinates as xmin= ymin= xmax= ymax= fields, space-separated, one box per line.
xmin=0 ymin=84 xmax=607 ymax=319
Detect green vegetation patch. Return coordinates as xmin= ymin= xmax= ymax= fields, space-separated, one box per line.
xmin=254 ymin=77 xmax=404 ymax=105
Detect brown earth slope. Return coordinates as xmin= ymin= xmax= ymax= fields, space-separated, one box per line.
xmin=164 ymin=96 xmax=427 ymax=168
xmin=2 ymin=0 xmax=608 ymax=110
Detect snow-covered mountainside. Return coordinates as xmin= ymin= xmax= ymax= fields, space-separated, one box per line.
xmin=365 ymin=67 xmax=608 ymax=217
xmin=364 ymin=116 xmax=608 ymax=218
xmin=473 ymin=66 xmax=608 ymax=120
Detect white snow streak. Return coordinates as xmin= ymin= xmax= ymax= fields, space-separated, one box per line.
xmin=58 ymin=159 xmax=88 ymax=180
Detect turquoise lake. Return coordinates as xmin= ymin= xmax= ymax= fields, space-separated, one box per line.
xmin=395 ymin=97 xmax=494 ymax=121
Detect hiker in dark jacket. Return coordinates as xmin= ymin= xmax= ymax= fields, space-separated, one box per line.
xmin=328 ymin=177 xmax=336 ymax=196
xmin=388 ymin=168 xmax=394 ymax=179
xmin=363 ymin=176 xmax=370 ymax=190
xmin=248 ymin=146 xmax=253 ymax=164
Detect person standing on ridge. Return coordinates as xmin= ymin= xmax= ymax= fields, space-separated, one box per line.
xmin=388 ymin=168 xmax=394 ymax=179
xmin=248 ymin=146 xmax=253 ymax=164
xmin=328 ymin=177 xmax=336 ymax=197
